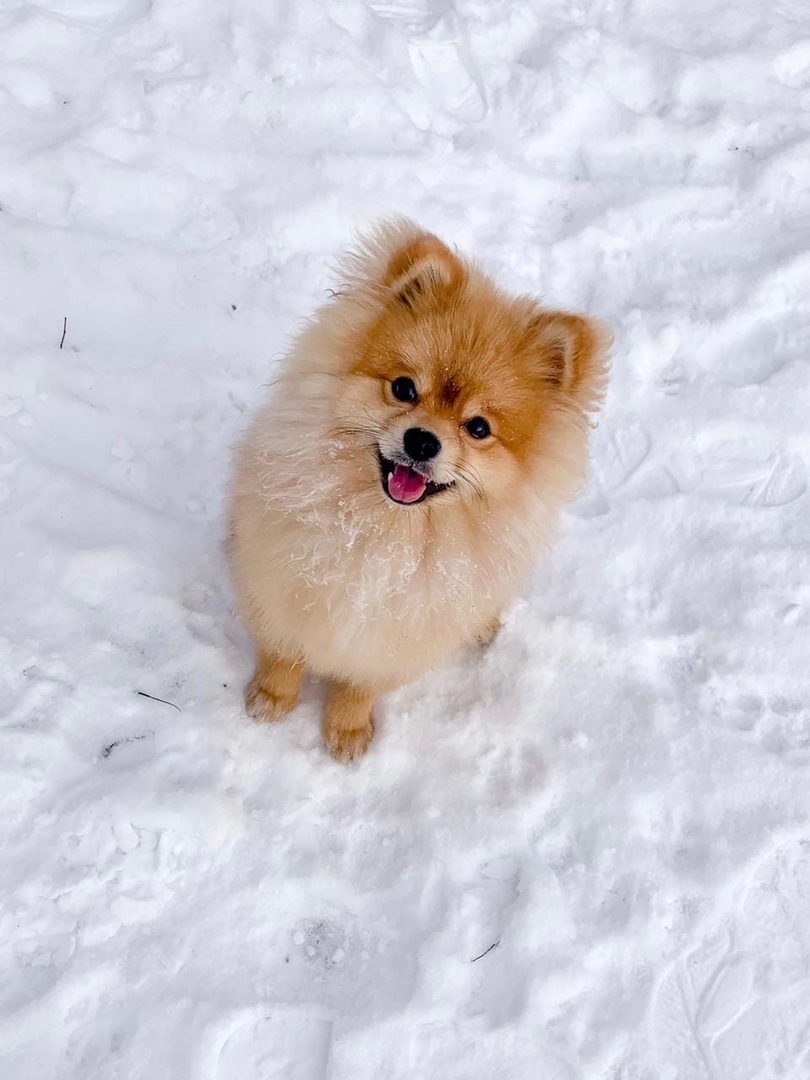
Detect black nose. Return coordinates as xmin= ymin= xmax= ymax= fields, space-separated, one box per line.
xmin=403 ymin=427 xmax=441 ymax=462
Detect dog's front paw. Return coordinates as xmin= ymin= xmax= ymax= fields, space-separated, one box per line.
xmin=244 ymin=652 xmax=303 ymax=724
xmin=323 ymin=680 xmax=376 ymax=763
xmin=245 ymin=679 xmax=297 ymax=724
xmin=323 ymin=721 xmax=374 ymax=763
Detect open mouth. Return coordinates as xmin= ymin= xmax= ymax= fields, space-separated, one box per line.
xmin=378 ymin=451 xmax=453 ymax=506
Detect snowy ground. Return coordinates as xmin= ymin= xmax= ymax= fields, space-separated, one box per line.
xmin=2 ymin=0 xmax=810 ymax=1076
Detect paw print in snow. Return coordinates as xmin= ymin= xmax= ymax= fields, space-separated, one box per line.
xmin=292 ymin=918 xmax=350 ymax=975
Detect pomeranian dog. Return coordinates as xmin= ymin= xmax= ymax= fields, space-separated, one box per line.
xmin=229 ymin=220 xmax=609 ymax=762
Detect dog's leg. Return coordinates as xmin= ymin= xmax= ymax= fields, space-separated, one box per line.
xmin=477 ymin=615 xmax=502 ymax=647
xmin=245 ymin=650 xmax=304 ymax=723
xmin=323 ymin=681 xmax=375 ymax=763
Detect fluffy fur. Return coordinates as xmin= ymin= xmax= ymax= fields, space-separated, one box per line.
xmin=229 ymin=219 xmax=610 ymax=761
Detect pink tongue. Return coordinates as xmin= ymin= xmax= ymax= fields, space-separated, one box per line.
xmin=388 ymin=463 xmax=427 ymax=504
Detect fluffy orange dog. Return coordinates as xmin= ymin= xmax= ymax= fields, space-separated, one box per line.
xmin=229 ymin=220 xmax=609 ymax=762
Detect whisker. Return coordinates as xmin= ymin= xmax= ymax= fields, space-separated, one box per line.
xmin=454 ymin=461 xmax=489 ymax=508
xmin=329 ymin=426 xmax=379 ymax=441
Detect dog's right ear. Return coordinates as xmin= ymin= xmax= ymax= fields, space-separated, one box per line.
xmin=519 ymin=307 xmax=611 ymax=412
xmin=384 ymin=232 xmax=464 ymax=311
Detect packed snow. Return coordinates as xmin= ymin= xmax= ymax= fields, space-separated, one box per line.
xmin=2 ymin=0 xmax=810 ymax=1077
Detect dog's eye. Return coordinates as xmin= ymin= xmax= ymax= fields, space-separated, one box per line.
xmin=465 ymin=416 xmax=491 ymax=440
xmin=391 ymin=377 xmax=418 ymax=403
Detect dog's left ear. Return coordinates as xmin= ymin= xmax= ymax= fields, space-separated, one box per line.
xmin=524 ymin=309 xmax=611 ymax=405
xmin=384 ymin=232 xmax=465 ymax=311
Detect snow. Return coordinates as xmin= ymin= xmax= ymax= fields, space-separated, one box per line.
xmin=1 ymin=0 xmax=809 ymax=1076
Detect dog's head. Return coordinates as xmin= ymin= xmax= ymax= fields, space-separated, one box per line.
xmin=319 ymin=222 xmax=609 ymax=517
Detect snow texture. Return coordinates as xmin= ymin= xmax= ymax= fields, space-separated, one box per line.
xmin=1 ymin=0 xmax=809 ymax=1077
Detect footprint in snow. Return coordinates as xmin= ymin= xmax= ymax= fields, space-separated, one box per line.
xmin=590 ymin=420 xmax=651 ymax=493
xmin=213 ymin=1009 xmax=332 ymax=1080
xmin=774 ymin=40 xmax=810 ymax=88
xmin=651 ymin=838 xmax=810 ymax=1078
xmin=726 ymin=695 xmax=810 ymax=766
xmin=367 ymin=0 xmax=487 ymax=124
xmin=707 ymin=318 xmax=786 ymax=388
xmin=572 ymin=419 xmax=664 ymax=516
xmin=35 ymin=0 xmax=152 ymax=29
xmin=672 ymin=439 xmax=806 ymax=509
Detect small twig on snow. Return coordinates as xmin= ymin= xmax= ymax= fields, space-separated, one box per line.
xmin=471 ymin=940 xmax=500 ymax=963
xmin=59 ymin=317 xmax=67 ymax=349
xmin=137 ymin=690 xmax=181 ymax=712
xmin=101 ymin=732 xmax=151 ymax=759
